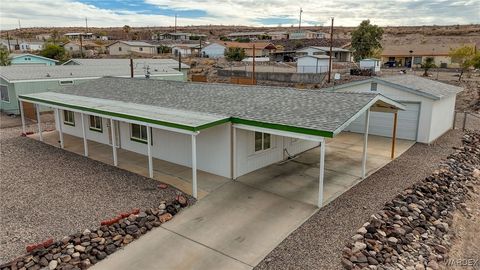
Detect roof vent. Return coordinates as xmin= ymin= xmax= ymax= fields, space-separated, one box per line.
xmin=46 ymin=73 xmax=51 ymax=77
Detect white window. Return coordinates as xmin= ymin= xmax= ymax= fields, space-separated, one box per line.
xmin=254 ymin=132 xmax=271 ymax=152
xmin=63 ymin=110 xmax=75 ymax=126
xmin=131 ymin=124 xmax=150 ymax=144
xmin=89 ymin=115 xmax=102 ymax=132
xmin=59 ymin=80 xmax=74 ymax=85
xmin=0 ymin=85 xmax=9 ymax=102
xmin=371 ymin=82 xmax=378 ymax=91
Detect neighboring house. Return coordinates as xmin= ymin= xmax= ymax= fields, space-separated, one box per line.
xmin=63 ymin=41 xmax=82 ymax=53
xmin=0 ymin=65 xmax=184 ymax=115
xmin=200 ymin=43 xmax=227 ymax=58
xmin=18 ymin=77 xmax=403 ymax=207
xmin=107 ymin=41 xmax=157 ymax=56
xmin=380 ymin=43 xmax=477 ymax=68
xmin=226 ymin=32 xmax=267 ymax=40
xmin=0 ymin=39 xmax=17 ymax=52
xmin=171 ymin=44 xmax=201 ymax=56
xmin=297 ymin=55 xmax=331 ymax=73
xmin=296 ymin=46 xmax=352 ymax=62
xmin=36 ymin=33 xmax=52 ymax=41
xmin=268 ymin=32 xmax=288 ymax=40
xmin=64 ymin=32 xmax=94 ymax=40
xmin=62 ymin=58 xmax=190 ymax=79
xmin=223 ymin=42 xmax=277 ymax=57
xmin=359 ymin=58 xmax=381 ymax=73
xmin=289 ymin=30 xmax=319 ymax=40
xmin=19 ymin=41 xmax=45 ymax=52
xmin=152 ymin=33 xmax=206 ymax=41
xmin=10 ymin=54 xmax=59 ymax=66
xmin=327 ymin=75 xmax=463 ymax=143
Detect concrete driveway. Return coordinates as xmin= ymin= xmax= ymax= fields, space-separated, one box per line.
xmin=93 ymin=181 xmax=317 ymax=270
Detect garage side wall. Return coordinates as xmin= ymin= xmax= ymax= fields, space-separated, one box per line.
xmin=428 ymin=95 xmax=456 ymax=143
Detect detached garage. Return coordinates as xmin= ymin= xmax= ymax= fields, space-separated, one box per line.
xmin=329 ymin=75 xmax=463 ymax=143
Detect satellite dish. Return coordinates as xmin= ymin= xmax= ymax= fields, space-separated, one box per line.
xmin=334 ymin=73 xmax=341 ymax=80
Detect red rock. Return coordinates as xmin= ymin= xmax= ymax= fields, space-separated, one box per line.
xmin=131 ymin=208 xmax=140 ymax=215
xmin=158 ymin=183 xmax=168 ymax=189
xmin=159 ymin=213 xmax=173 ymax=223
xmin=176 ymin=195 xmax=188 ymax=207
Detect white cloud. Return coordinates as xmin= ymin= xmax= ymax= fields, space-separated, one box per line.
xmin=0 ymin=0 xmax=478 ymax=30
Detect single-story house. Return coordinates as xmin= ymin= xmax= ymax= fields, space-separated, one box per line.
xmin=223 ymin=42 xmax=277 ymax=57
xmin=267 ymin=32 xmax=288 ymax=40
xmin=10 ymin=54 xmax=58 ymax=66
xmin=288 ymin=30 xmax=321 ymax=40
xmin=0 ymin=65 xmax=184 ymax=115
xmin=107 ymin=41 xmax=157 ymax=56
xmin=19 ymin=41 xmax=45 ymax=52
xmin=0 ymin=39 xmax=16 ymax=52
xmin=297 ymin=46 xmax=352 ymax=62
xmin=36 ymin=33 xmax=52 ymax=41
xmin=62 ymin=58 xmax=190 ymax=79
xmin=18 ymin=77 xmax=404 ymax=207
xmin=326 ymin=75 xmax=463 ymax=143
xmin=64 ymin=32 xmax=94 ymax=40
xmin=226 ymin=32 xmax=267 ymax=40
xmin=297 ymin=55 xmax=331 ymax=73
xmin=380 ymin=43 xmax=477 ymax=68
xmin=171 ymin=44 xmax=201 ymax=57
xmin=200 ymin=43 xmax=227 ymax=58
xmin=359 ymin=58 xmax=381 ymax=73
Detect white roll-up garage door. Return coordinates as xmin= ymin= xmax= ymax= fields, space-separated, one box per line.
xmin=345 ymin=102 xmax=420 ymax=141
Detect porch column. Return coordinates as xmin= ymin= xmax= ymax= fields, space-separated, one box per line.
xmin=232 ymin=126 xmax=237 ymax=180
xmin=191 ymin=134 xmax=198 ymax=199
xmin=81 ymin=113 xmax=88 ymax=156
xmin=147 ymin=126 xmax=153 ymax=178
xmin=391 ymin=112 xmax=398 ymax=159
xmin=361 ymin=109 xmax=370 ymax=179
xmin=110 ymin=118 xmax=118 ymax=166
xmin=318 ymin=138 xmax=325 ymax=208
xmin=19 ymin=100 xmax=26 ymax=135
xmin=55 ymin=108 xmax=64 ymax=148
xmin=36 ymin=104 xmax=43 ymax=141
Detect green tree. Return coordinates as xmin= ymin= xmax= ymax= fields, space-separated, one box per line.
xmin=0 ymin=46 xmax=11 ymax=66
xmin=219 ymin=36 xmax=229 ymax=41
xmin=40 ymin=43 xmax=67 ymax=61
xmin=351 ymin=20 xmax=384 ymax=61
xmin=449 ymin=45 xmax=480 ymax=81
xmin=225 ymin=47 xmax=246 ymax=61
xmin=420 ymin=57 xmax=436 ymax=76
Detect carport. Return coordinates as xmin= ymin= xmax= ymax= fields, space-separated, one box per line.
xmin=18 ymin=78 xmax=406 ymax=208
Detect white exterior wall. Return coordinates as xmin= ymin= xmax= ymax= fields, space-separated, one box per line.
xmin=235 ymin=129 xmax=318 ymax=177
xmin=428 ymin=94 xmax=456 ymax=143
xmin=297 ymin=57 xmax=330 ymax=73
xmin=201 ymin=44 xmax=226 ymax=58
xmin=335 ymin=82 xmax=437 ymax=143
xmin=297 ymin=47 xmax=323 ymax=56
xmin=172 ymin=47 xmax=193 ymax=56
xmin=60 ymin=111 xmax=110 ymax=145
xmin=108 ymin=43 xmax=156 ymax=56
xmin=359 ymin=60 xmax=381 ymax=72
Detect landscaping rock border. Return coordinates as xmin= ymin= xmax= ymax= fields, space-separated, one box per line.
xmin=0 ymin=195 xmax=189 ymax=270
xmin=342 ymin=131 xmax=480 ymax=270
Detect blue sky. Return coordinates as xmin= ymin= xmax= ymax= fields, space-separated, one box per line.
xmin=0 ymin=0 xmax=479 ymax=30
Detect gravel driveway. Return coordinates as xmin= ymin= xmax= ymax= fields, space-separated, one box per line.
xmin=254 ymin=129 xmax=465 ymax=270
xmin=0 ymin=125 xmax=191 ymax=264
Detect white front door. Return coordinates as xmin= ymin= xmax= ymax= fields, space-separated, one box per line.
xmin=107 ymin=120 xmax=121 ymax=147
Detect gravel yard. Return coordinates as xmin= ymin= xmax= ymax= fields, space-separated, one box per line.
xmin=254 ymin=129 xmax=465 ymax=270
xmin=0 ymin=125 xmax=191 ymax=264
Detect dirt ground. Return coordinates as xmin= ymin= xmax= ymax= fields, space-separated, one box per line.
xmin=441 ymin=183 xmax=480 ymax=270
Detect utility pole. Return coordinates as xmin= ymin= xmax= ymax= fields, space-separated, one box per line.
xmin=252 ymin=44 xmax=256 ymax=84
xmin=18 ymin=19 xmax=21 ymax=29
xmin=174 ymin=14 xmax=177 ymax=33
xmin=327 ymin=17 xmax=334 ymax=83
xmin=6 ymin=31 xmax=11 ymax=53
xmin=130 ymin=58 xmax=134 ymax=78
xmin=298 ymin=8 xmax=303 ymax=30
xmin=85 ymin=17 xmax=88 ymax=33
xmin=178 ymin=52 xmax=182 ymax=72
xmin=79 ymin=34 xmax=84 ymax=58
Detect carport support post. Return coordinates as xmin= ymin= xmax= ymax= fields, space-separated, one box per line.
xmin=391 ymin=112 xmax=398 ymax=159
xmin=81 ymin=113 xmax=88 ymax=156
xmin=110 ymin=118 xmax=118 ymax=166
xmin=147 ymin=126 xmax=153 ymax=178
xmin=191 ymin=134 xmax=198 ymax=199
xmin=19 ymin=100 xmax=26 ymax=135
xmin=318 ymin=138 xmax=325 ymax=208
xmin=55 ymin=108 xmax=64 ymax=148
xmin=36 ymin=104 xmax=43 ymax=142
xmin=232 ymin=126 xmax=237 ymax=180
xmin=361 ymin=109 xmax=370 ymax=179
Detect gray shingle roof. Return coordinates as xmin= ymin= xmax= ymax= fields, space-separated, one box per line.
xmin=0 ymin=65 xmax=182 ymax=82
xmin=376 ymin=75 xmax=463 ymax=99
xmin=21 ymin=78 xmax=400 ymax=136
xmin=112 ymin=41 xmax=156 ymax=47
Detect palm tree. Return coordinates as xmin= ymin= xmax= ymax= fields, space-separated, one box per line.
xmin=421 ymin=57 xmax=436 ymax=76
xmin=123 ymin=25 xmax=131 ymax=40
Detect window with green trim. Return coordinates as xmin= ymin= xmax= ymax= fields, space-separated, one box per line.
xmin=89 ymin=115 xmax=103 ymax=132
xmin=131 ymin=124 xmax=151 ymax=144
xmin=254 ymin=132 xmax=271 ymax=152
xmin=63 ymin=110 xmax=75 ymax=126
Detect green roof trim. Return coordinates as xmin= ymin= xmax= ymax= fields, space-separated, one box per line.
xmin=19 ymin=95 xmax=335 ymax=138
xmin=231 ymin=118 xmax=334 ymax=138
